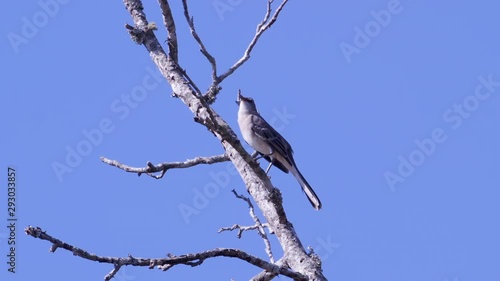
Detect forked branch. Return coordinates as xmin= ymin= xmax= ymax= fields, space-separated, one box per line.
xmin=180 ymin=0 xmax=290 ymax=103
xmin=217 ymin=0 xmax=290 ymax=83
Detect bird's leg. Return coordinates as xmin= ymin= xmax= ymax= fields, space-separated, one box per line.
xmin=251 ymin=151 xmax=262 ymax=160
xmin=265 ymin=161 xmax=273 ymax=174
xmin=264 ymin=148 xmax=275 ymax=174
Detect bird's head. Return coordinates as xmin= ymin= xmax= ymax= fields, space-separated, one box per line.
xmin=236 ymin=91 xmax=257 ymax=112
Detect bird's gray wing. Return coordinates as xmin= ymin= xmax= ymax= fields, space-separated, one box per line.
xmin=250 ymin=114 xmax=294 ymax=167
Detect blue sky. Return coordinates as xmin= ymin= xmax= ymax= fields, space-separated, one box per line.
xmin=1 ymin=0 xmax=500 ymax=280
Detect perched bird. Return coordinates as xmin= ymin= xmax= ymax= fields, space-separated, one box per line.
xmin=236 ymin=92 xmax=322 ymax=210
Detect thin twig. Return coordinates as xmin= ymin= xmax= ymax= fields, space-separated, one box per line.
xmin=100 ymin=154 xmax=229 ymax=179
xmin=259 ymin=0 xmax=274 ymax=30
xmin=181 ymin=0 xmax=218 ymax=83
xmin=218 ymin=223 xmax=271 ymax=238
xmin=25 ymin=226 xmax=305 ymax=280
xmin=218 ymin=0 xmax=289 ymax=83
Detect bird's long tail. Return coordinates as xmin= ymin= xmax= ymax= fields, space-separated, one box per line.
xmin=290 ymin=166 xmax=322 ymax=210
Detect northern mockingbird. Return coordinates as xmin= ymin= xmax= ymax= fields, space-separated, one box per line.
xmin=236 ymin=92 xmax=322 ymax=210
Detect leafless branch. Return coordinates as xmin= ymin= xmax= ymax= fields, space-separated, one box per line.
xmin=104 ymin=264 xmax=122 ymax=281
xmin=219 ymin=190 xmax=275 ymax=263
xmin=156 ymin=0 xmax=203 ymax=96
xmin=217 ymin=0 xmax=289 ymax=83
xmin=233 ymin=189 xmax=275 ymax=263
xmin=25 ymin=226 xmax=305 ymax=280
xmin=219 ymin=223 xmax=269 ymax=238
xmin=259 ymin=0 xmax=274 ymax=31
xmin=158 ymin=0 xmax=178 ymax=61
xmin=181 ymin=0 xmax=218 ymax=85
xmin=100 ymin=154 xmax=229 ymax=179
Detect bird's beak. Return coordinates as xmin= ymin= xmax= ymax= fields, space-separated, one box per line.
xmin=236 ymin=91 xmax=243 ymax=105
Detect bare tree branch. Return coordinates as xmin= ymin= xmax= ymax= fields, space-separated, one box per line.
xmin=220 ymin=224 xmax=257 ymax=236
xmin=179 ymin=0 xmax=289 ymax=104
xmin=217 ymin=0 xmax=289 ymax=83
xmin=100 ymin=154 xmax=229 ymax=178
xmin=25 ymin=226 xmax=305 ymax=280
xmin=221 ymin=189 xmax=275 ymax=263
xmin=157 ymin=0 xmax=203 ymax=96
xmin=104 ymin=264 xmax=122 ymax=281
xmin=158 ymin=0 xmax=178 ymax=62
xmin=181 ymin=0 xmax=218 ymax=84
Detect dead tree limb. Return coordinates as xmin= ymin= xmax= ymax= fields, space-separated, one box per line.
xmin=25 ymin=226 xmax=306 ymax=281
xmin=100 ymin=154 xmax=229 ymax=179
